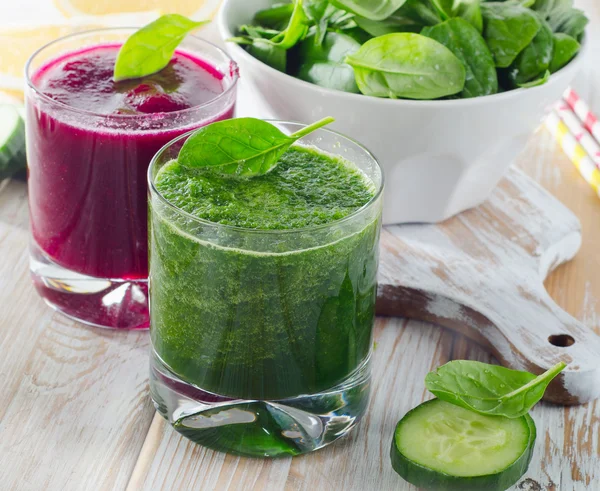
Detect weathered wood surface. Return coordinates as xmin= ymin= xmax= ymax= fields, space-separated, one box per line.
xmin=0 ymin=1 xmax=599 ymax=489
xmin=377 ymin=167 xmax=600 ymax=405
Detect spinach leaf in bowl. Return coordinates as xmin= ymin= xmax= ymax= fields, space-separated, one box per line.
xmin=548 ymin=7 xmax=588 ymax=41
xmin=533 ymin=0 xmax=588 ymax=42
xmin=422 ymin=18 xmax=497 ymax=98
xmin=268 ymin=0 xmax=310 ymax=49
xmin=481 ymin=2 xmax=542 ymax=67
xmin=504 ymin=19 xmax=553 ymax=87
xmin=331 ymin=0 xmax=409 ymax=21
xmin=296 ymin=32 xmax=361 ymax=92
xmin=549 ymin=32 xmax=580 ymax=73
xmin=345 ymin=33 xmax=466 ymax=99
xmin=254 ymin=3 xmax=295 ymax=30
xmin=518 ymin=69 xmax=551 ymax=88
xmin=454 ymin=0 xmax=483 ymax=32
xmin=248 ymin=39 xmax=288 ymax=72
xmin=303 ymin=0 xmax=355 ymax=45
xmin=397 ymin=0 xmax=445 ymax=27
xmin=355 ymin=11 xmax=423 ymax=36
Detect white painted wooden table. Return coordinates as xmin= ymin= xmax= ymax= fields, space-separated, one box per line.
xmin=0 ymin=1 xmax=599 ymax=490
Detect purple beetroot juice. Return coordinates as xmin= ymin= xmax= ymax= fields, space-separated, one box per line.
xmin=26 ymin=30 xmax=238 ymax=329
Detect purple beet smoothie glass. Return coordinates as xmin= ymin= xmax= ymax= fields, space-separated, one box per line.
xmin=25 ymin=28 xmax=238 ymax=329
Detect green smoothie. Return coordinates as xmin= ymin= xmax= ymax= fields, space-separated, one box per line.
xmin=150 ymin=145 xmax=381 ymax=400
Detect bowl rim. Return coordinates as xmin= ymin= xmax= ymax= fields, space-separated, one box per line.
xmin=217 ymin=0 xmax=588 ymax=108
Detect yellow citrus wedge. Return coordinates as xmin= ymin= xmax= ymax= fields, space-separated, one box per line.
xmin=0 ymin=12 xmax=160 ymax=99
xmin=54 ymin=0 xmax=223 ymax=20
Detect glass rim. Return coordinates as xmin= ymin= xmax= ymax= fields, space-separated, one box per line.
xmin=24 ymin=27 xmax=239 ymax=121
xmin=148 ymin=120 xmax=385 ymax=236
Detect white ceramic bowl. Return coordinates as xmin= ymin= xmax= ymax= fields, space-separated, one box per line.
xmin=218 ymin=0 xmax=586 ymax=224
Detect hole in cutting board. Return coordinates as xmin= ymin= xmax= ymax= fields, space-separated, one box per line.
xmin=548 ymin=334 xmax=575 ymax=347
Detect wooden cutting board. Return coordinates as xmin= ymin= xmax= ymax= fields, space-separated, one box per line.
xmin=376 ymin=166 xmax=600 ymax=405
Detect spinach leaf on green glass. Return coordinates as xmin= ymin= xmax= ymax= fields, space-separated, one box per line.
xmin=549 ymin=33 xmax=580 ymax=72
xmin=296 ymin=32 xmax=361 ymax=92
xmin=481 ymin=2 xmax=542 ymax=67
xmin=345 ymin=33 xmax=466 ymax=99
xmin=178 ymin=117 xmax=335 ymax=177
xmin=505 ymin=19 xmax=553 ymax=87
xmin=425 ymin=360 xmax=567 ymax=418
xmin=422 ymin=18 xmax=498 ymax=98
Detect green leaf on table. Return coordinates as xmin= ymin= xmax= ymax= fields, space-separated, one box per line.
xmin=549 ymin=33 xmax=580 ymax=72
xmin=422 ymin=18 xmax=498 ymax=98
xmin=345 ymin=33 xmax=466 ymax=100
xmin=481 ymin=3 xmax=542 ymax=68
xmin=425 ymin=360 xmax=567 ymax=418
xmin=113 ymin=14 xmax=208 ymax=82
xmin=178 ymin=117 xmax=335 ymax=177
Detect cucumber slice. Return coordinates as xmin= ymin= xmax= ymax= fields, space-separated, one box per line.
xmin=0 ymin=105 xmax=26 ymax=180
xmin=391 ymin=399 xmax=536 ymax=491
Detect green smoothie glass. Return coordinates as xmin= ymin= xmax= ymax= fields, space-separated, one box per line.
xmin=148 ymin=121 xmax=383 ymax=457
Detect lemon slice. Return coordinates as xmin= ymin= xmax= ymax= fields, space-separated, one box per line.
xmin=54 ymin=0 xmax=223 ymax=19
xmin=0 ymin=12 xmax=161 ymax=100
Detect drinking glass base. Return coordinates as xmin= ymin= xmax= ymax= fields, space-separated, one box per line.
xmin=30 ymin=242 xmax=149 ymax=329
xmin=150 ymin=350 xmax=371 ymax=458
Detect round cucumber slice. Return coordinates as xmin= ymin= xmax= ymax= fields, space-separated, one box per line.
xmin=0 ymin=104 xmax=26 ymax=180
xmin=391 ymin=399 xmax=536 ymax=491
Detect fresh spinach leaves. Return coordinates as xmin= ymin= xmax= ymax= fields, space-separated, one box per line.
xmin=254 ymin=3 xmax=295 ymax=29
xmin=331 ymin=0 xmax=408 ymax=21
xmin=533 ymin=0 xmax=588 ymax=42
xmin=549 ymin=32 xmax=580 ymax=72
xmin=297 ymin=32 xmax=361 ymax=92
xmin=232 ymin=0 xmax=587 ymax=100
xmin=345 ymin=33 xmax=466 ymax=99
xmin=178 ymin=117 xmax=335 ymax=177
xmin=425 ymin=360 xmax=567 ymax=418
xmin=481 ymin=3 xmax=542 ymax=68
xmin=518 ymin=69 xmax=551 ymax=87
xmin=268 ymin=0 xmax=310 ymax=49
xmin=505 ymin=19 xmax=553 ymax=87
xmin=422 ymin=18 xmax=497 ymax=98
xmin=249 ymin=40 xmax=288 ymax=72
